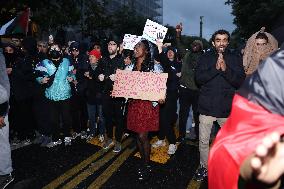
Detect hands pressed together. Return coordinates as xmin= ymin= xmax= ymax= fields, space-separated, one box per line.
xmin=216 ymin=53 xmax=226 ymax=71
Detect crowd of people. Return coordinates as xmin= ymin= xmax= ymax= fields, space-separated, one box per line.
xmin=0 ymin=23 xmax=282 ymax=188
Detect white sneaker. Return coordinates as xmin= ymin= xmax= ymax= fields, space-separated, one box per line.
xmin=98 ymin=135 xmax=104 ymax=143
xmin=152 ymin=140 xmax=166 ymax=148
xmin=22 ymin=139 xmax=32 ymax=146
xmin=46 ymin=139 xmax=62 ymax=148
xmin=80 ymin=131 xmax=88 ymax=139
xmin=86 ymin=134 xmax=94 ymax=142
xmin=71 ymin=132 xmax=80 ymax=140
xmin=167 ymin=144 xmax=177 ymax=155
xmin=64 ymin=137 xmax=72 ymax=143
xmin=123 ymin=133 xmax=130 ymax=137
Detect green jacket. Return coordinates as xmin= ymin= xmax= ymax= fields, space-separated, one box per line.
xmin=176 ymin=35 xmax=203 ymax=90
xmin=180 ymin=51 xmax=203 ymax=90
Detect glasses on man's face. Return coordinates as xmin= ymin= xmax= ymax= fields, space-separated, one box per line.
xmin=108 ymin=43 xmax=117 ymax=46
xmin=72 ymin=49 xmax=79 ymax=52
xmin=12 ymin=39 xmax=20 ymax=43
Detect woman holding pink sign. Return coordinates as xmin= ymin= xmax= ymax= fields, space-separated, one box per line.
xmin=127 ymin=39 xmax=165 ymax=181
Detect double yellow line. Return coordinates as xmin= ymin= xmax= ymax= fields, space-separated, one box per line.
xmin=43 ymin=138 xmax=134 ymax=189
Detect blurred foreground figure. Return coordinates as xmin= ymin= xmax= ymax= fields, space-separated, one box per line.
xmin=209 ymin=47 xmax=284 ymax=189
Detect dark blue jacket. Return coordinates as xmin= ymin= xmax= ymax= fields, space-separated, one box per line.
xmin=195 ymin=48 xmax=245 ymax=118
xmin=159 ymin=53 xmax=181 ymax=92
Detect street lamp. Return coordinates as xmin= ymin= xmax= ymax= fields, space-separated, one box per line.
xmin=200 ymin=16 xmax=204 ymax=38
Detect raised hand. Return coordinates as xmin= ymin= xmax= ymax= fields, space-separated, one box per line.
xmin=250 ymin=132 xmax=284 ymax=184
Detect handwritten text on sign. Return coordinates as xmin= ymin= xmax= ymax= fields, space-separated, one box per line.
xmin=112 ymin=70 xmax=168 ymax=101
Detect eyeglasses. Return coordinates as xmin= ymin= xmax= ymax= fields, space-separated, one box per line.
xmin=108 ymin=43 xmax=117 ymax=46
xmin=71 ymin=49 xmax=79 ymax=52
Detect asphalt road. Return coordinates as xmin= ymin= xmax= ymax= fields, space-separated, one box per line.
xmin=7 ymin=135 xmax=208 ymax=189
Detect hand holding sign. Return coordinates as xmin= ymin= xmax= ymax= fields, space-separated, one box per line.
xmin=142 ymin=19 xmax=168 ymax=44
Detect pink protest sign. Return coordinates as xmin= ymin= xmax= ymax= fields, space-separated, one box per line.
xmin=112 ymin=70 xmax=168 ymax=101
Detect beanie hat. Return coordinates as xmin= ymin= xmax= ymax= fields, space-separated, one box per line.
xmin=107 ymin=34 xmax=122 ymax=45
xmin=89 ymin=49 xmax=102 ymax=60
xmin=69 ymin=41 xmax=80 ymax=51
xmin=192 ymin=40 xmax=204 ymax=50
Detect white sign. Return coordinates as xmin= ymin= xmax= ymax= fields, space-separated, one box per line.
xmin=142 ymin=19 xmax=168 ymax=44
xmin=123 ymin=34 xmax=142 ymax=50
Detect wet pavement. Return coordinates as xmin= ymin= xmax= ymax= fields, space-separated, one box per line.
xmin=7 ymin=136 xmax=209 ymax=189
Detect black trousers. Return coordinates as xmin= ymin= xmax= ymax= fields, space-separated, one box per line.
xmin=102 ymin=95 xmax=125 ymax=142
xmin=178 ymin=87 xmax=199 ymax=138
xmin=33 ymin=94 xmax=51 ymax=136
xmin=48 ymin=99 xmax=72 ymax=140
xmin=159 ymin=90 xmax=178 ymax=144
xmin=70 ymin=94 xmax=88 ymax=133
xmin=9 ymin=96 xmax=36 ymax=140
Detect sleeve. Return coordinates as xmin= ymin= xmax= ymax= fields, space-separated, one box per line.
xmin=222 ymin=54 xmax=246 ymax=89
xmin=176 ymin=34 xmax=187 ymax=59
xmin=195 ymin=54 xmax=220 ymax=86
xmin=159 ymin=53 xmax=170 ymax=72
xmin=35 ymin=61 xmax=48 ymax=84
xmin=0 ymin=102 xmax=8 ymax=116
xmin=0 ymin=84 xmax=8 ymax=104
xmin=94 ymin=60 xmax=104 ymax=81
xmin=68 ymin=64 xmax=76 ymax=80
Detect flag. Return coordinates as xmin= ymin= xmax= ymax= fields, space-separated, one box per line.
xmin=0 ymin=8 xmax=30 ymax=36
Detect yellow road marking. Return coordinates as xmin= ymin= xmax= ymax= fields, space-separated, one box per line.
xmin=87 ymin=147 xmax=135 ymax=189
xmin=43 ymin=149 xmax=107 ymax=189
xmin=62 ymin=138 xmax=132 ymax=189
xmin=187 ymin=179 xmax=201 ymax=189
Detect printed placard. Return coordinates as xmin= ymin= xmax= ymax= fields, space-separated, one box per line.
xmin=112 ymin=70 xmax=168 ymax=101
xmin=123 ymin=34 xmax=142 ymax=50
xmin=142 ymin=19 xmax=168 ymax=44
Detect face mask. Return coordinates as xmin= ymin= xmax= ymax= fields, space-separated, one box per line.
xmin=52 ymin=58 xmax=62 ymax=66
xmin=49 ymin=49 xmax=62 ymax=59
xmin=4 ymin=53 xmax=16 ymax=66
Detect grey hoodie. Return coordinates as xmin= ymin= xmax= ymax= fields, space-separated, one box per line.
xmin=0 ymin=49 xmax=10 ymax=115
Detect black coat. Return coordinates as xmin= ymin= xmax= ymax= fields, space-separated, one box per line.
xmin=96 ymin=55 xmax=124 ymax=95
xmin=10 ymin=55 xmax=38 ymax=101
xmin=85 ymin=64 xmax=104 ymax=105
xmin=68 ymin=54 xmax=89 ymax=96
xmin=195 ymin=49 xmax=245 ymax=118
xmin=159 ymin=53 xmax=181 ymax=91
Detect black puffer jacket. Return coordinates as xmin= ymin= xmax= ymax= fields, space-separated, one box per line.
xmin=195 ymin=48 xmax=245 ymax=118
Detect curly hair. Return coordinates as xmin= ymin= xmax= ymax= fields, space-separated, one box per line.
xmin=211 ymin=29 xmax=231 ymax=42
xmin=133 ymin=40 xmax=154 ymax=72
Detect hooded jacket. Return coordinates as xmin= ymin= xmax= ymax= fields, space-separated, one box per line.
xmin=208 ymin=48 xmax=284 ymax=189
xmin=0 ymin=49 xmax=10 ymax=116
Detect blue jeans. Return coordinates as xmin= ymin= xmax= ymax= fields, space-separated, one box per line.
xmin=87 ymin=103 xmax=105 ymax=135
